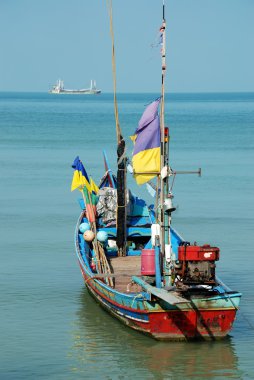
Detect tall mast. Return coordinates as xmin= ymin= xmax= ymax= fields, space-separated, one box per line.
xmin=160 ymin=1 xmax=167 ymax=251
xmin=160 ymin=1 xmax=173 ymax=286
xmin=107 ymin=0 xmax=127 ymax=256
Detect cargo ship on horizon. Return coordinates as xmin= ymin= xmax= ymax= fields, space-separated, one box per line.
xmin=49 ymin=79 xmax=101 ymax=94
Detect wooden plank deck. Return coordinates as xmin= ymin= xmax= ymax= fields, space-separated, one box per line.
xmin=108 ymin=256 xmax=143 ymax=293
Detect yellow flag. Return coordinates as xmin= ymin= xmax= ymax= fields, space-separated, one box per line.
xmin=90 ymin=177 xmax=99 ymax=194
xmin=71 ymin=170 xmax=82 ymax=192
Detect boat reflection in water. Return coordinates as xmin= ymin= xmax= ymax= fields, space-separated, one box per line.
xmin=68 ymin=289 xmax=241 ymax=379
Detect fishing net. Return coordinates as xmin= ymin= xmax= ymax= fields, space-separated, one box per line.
xmin=96 ymin=187 xmax=133 ymax=224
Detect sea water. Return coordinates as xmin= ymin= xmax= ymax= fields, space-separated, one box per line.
xmin=0 ymin=92 xmax=253 ymax=379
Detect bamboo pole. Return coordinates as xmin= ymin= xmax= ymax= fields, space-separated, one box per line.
xmin=80 ymin=188 xmax=102 ymax=273
xmin=81 ymin=186 xmax=114 ymax=286
xmin=106 ymin=0 xmax=122 ymax=144
xmin=107 ymin=0 xmax=127 ymax=257
xmin=98 ymin=243 xmax=114 ymax=287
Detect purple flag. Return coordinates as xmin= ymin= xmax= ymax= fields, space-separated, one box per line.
xmin=131 ymin=98 xmax=161 ymax=185
xmin=133 ymin=98 xmax=161 ymax=155
xmin=133 ymin=116 xmax=160 ymax=155
xmin=136 ymin=97 xmax=161 ymax=133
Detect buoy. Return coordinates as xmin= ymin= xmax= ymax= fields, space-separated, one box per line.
xmin=79 ymin=222 xmax=90 ymax=233
xmin=83 ymin=230 xmax=95 ymax=242
xmin=97 ymin=231 xmax=108 ymax=243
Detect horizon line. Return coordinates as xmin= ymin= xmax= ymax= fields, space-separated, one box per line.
xmin=1 ymin=90 xmax=254 ymax=95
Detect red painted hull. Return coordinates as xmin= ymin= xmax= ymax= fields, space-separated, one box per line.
xmin=80 ymin=266 xmax=239 ymax=341
xmin=134 ymin=309 xmax=237 ymax=340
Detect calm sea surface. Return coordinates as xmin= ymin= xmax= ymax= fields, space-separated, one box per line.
xmin=0 ymin=92 xmax=254 ymax=379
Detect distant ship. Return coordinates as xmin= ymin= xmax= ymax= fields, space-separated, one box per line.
xmin=49 ymin=79 xmax=101 ymax=94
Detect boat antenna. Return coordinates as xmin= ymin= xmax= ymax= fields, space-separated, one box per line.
xmin=107 ymin=0 xmax=127 ymax=256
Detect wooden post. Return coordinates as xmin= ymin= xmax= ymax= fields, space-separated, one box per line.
xmin=116 ymin=137 xmax=127 ymax=257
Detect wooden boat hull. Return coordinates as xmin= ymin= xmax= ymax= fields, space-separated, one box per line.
xmin=71 ymin=3 xmax=242 ymax=342
xmin=78 ymin=260 xmax=241 ymax=341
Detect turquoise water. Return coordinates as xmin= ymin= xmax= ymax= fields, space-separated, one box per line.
xmin=0 ymin=92 xmax=254 ymax=379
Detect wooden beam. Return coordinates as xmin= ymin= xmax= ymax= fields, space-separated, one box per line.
xmin=90 ymin=273 xmax=142 ymax=279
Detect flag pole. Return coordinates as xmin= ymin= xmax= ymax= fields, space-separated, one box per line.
xmin=82 ymin=186 xmax=112 ymax=283
xmin=160 ymin=1 xmax=173 ymax=287
xmin=80 ymin=187 xmax=102 ymax=274
xmin=160 ymin=0 xmax=166 ymax=254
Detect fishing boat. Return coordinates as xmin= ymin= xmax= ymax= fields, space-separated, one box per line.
xmin=49 ymin=79 xmax=101 ymax=94
xmin=71 ymin=2 xmax=241 ymax=340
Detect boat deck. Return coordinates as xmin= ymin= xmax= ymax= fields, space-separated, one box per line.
xmin=109 ymin=256 xmax=143 ymax=293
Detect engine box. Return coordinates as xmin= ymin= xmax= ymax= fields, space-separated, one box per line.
xmin=178 ymin=244 xmax=220 ymax=262
xmin=181 ymin=261 xmax=216 ymax=284
xmin=176 ymin=244 xmax=220 ymax=284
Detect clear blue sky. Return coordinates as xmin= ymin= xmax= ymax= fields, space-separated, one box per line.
xmin=0 ymin=0 xmax=253 ymax=93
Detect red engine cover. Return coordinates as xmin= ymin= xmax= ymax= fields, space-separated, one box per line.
xmin=178 ymin=244 xmax=220 ymax=261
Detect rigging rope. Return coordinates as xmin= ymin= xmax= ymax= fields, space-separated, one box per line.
xmin=106 ymin=0 xmax=122 ymax=144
